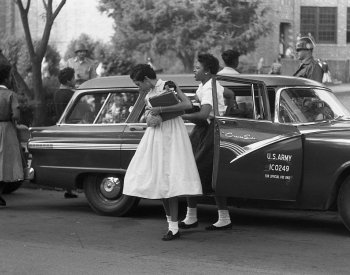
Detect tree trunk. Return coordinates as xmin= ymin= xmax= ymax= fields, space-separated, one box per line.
xmin=178 ymin=54 xmax=194 ymax=73
xmin=31 ymin=60 xmax=46 ymax=126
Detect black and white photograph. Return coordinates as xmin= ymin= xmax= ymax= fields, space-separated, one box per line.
xmin=1 ymin=0 xmax=350 ymax=274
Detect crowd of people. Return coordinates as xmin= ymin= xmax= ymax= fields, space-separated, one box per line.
xmin=0 ymin=36 xmax=333 ymax=240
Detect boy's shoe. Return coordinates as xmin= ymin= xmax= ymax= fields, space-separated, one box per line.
xmin=162 ymin=231 xmax=180 ymax=241
xmin=64 ymin=192 xmax=78 ymax=199
xmin=0 ymin=196 xmax=6 ymax=206
xmin=205 ymin=223 xmax=232 ymax=231
xmin=178 ymin=221 xmax=198 ymax=229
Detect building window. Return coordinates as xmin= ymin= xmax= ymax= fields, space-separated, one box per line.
xmin=300 ymin=6 xmax=337 ymax=44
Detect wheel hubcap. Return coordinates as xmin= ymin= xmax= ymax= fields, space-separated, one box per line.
xmin=99 ymin=176 xmax=122 ymax=199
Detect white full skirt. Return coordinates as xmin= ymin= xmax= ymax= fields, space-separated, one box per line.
xmin=123 ymin=117 xmax=202 ymax=199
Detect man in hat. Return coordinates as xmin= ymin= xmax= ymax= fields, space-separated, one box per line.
xmin=66 ymin=43 xmax=96 ymax=86
xmin=293 ymin=37 xmax=323 ymax=82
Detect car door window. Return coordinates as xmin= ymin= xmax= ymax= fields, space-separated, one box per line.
xmin=220 ymin=85 xmax=255 ymax=119
xmin=96 ymin=92 xmax=138 ymax=124
xmin=278 ymin=88 xmax=350 ymax=123
xmin=64 ymin=93 xmax=108 ymax=124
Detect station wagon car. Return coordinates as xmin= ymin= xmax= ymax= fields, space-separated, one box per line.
xmin=28 ymin=74 xmax=350 ymax=231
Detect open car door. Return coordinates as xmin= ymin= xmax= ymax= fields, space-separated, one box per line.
xmin=212 ymin=75 xmax=303 ymax=201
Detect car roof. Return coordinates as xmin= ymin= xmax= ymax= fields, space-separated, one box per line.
xmin=78 ymin=74 xmax=326 ymax=90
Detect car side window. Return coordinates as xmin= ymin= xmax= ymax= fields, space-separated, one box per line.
xmin=65 ymin=93 xmax=108 ymax=124
xmin=278 ymin=88 xmax=335 ymax=123
xmin=96 ymin=91 xmax=138 ymax=124
xmin=222 ymin=86 xmax=254 ymax=119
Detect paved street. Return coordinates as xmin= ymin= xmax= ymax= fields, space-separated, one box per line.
xmin=1 ymin=188 xmax=350 ymax=274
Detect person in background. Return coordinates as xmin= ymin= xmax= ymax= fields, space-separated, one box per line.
xmin=257 ymin=57 xmax=264 ymax=74
xmin=217 ymin=49 xmax=240 ymax=76
xmin=41 ymin=55 xmax=51 ymax=79
xmin=285 ymin=46 xmax=295 ymax=59
xmin=180 ymin=53 xmax=232 ymax=231
xmin=0 ymin=64 xmax=24 ymax=206
xmin=54 ymin=68 xmax=75 ymax=120
xmin=279 ymin=34 xmax=286 ymax=58
xmin=146 ymin=57 xmax=155 ymax=69
xmin=96 ymin=61 xmax=108 ymax=77
xmin=293 ymin=36 xmax=323 ymax=83
xmin=66 ymin=43 xmax=96 ymax=86
xmin=18 ymin=92 xmax=33 ymax=127
xmin=223 ymin=89 xmax=245 ymax=118
xmin=54 ymin=67 xmax=78 ymax=199
xmin=270 ymin=55 xmax=282 ymax=75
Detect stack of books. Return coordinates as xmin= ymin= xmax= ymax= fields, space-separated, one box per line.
xmin=149 ymin=91 xmax=184 ymax=121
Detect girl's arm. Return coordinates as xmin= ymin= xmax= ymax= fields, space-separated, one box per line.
xmin=150 ymin=83 xmax=192 ymax=115
xmin=182 ymin=104 xmax=212 ymax=121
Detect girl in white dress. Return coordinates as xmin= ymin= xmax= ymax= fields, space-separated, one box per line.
xmin=123 ymin=64 xmax=202 ymax=241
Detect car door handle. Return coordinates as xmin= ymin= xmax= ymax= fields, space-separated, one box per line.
xmin=129 ymin=126 xmax=147 ymax=131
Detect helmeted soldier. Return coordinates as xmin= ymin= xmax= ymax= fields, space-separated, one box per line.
xmin=66 ymin=43 xmax=96 ymax=86
xmin=293 ymin=37 xmax=324 ymax=83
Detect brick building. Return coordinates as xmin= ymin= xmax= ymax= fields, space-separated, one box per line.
xmin=252 ymin=0 xmax=350 ymax=82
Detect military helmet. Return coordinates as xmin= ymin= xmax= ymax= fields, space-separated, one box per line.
xmin=74 ymin=43 xmax=88 ymax=53
xmin=295 ymin=37 xmax=315 ymax=51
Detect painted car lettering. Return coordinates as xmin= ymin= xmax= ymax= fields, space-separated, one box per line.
xmin=265 ymin=174 xmax=292 ymax=179
xmin=266 ymin=152 xmax=292 ymax=162
xmin=224 ymin=132 xmax=257 ymax=140
xmin=268 ymin=164 xmax=290 ymax=172
xmin=264 ymin=152 xmax=293 ymax=184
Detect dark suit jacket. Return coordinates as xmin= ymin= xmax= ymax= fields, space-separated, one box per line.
xmin=53 ymin=88 xmax=74 ymax=119
xmin=293 ymin=56 xmax=324 ymax=83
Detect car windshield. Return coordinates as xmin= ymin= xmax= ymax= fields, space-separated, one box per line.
xmin=278 ymin=88 xmax=350 ymax=123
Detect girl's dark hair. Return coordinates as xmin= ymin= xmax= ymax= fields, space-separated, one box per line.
xmin=130 ymin=64 xmax=156 ymax=81
xmin=0 ymin=64 xmax=11 ymax=84
xmin=197 ymin=53 xmax=220 ymax=74
xmin=58 ymin=67 xmax=75 ymax=85
xmin=221 ymin=49 xmax=240 ymax=68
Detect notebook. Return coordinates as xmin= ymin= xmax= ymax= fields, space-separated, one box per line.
xmin=149 ymin=91 xmax=184 ymax=121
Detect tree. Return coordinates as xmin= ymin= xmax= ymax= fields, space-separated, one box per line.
xmin=14 ymin=0 xmax=66 ymax=126
xmin=98 ymin=0 xmax=271 ymax=72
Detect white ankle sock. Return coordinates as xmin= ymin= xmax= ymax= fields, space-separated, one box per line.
xmin=182 ymin=207 xmax=197 ymax=225
xmin=166 ymin=215 xmax=171 ymax=223
xmin=213 ymin=210 xmax=231 ymax=227
xmin=169 ymin=221 xmax=179 ymax=234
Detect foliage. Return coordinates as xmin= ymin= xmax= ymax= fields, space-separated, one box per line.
xmin=98 ymin=0 xmax=271 ymax=72
xmin=0 ymin=35 xmax=61 ymax=82
xmin=0 ymin=36 xmax=26 ymax=69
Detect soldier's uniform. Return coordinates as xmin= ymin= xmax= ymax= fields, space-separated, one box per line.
xmin=293 ymin=37 xmax=324 ymax=83
xmin=66 ymin=44 xmax=96 ymax=85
